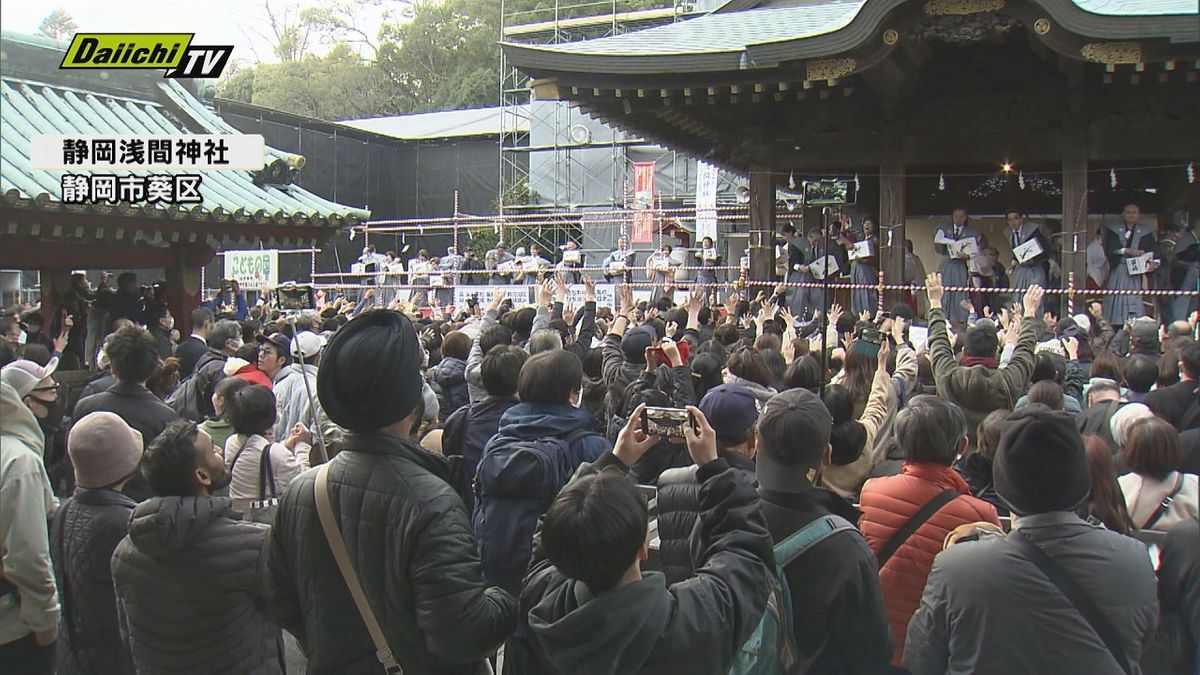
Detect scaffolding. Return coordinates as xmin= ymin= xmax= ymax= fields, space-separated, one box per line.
xmin=498 ymin=1 xmax=697 ymax=256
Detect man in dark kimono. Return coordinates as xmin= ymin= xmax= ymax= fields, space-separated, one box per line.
xmin=1005 ymin=208 xmax=1049 ymax=311
xmin=1102 ymin=203 xmax=1159 ymax=325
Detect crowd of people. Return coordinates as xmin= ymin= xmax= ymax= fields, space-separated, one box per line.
xmin=1 ymin=235 xmax=1198 ymax=673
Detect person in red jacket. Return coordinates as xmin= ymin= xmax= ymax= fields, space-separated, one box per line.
xmin=858 ymin=395 xmax=1002 ymax=672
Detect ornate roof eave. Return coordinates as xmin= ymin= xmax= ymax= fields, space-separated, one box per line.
xmin=502 ymin=0 xmax=1200 ymax=81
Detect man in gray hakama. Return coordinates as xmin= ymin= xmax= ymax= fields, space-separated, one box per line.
xmin=1102 ymin=204 xmax=1159 ymax=326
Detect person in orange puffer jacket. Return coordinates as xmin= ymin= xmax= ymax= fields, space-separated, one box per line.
xmin=859 ymin=395 xmax=1001 ymax=672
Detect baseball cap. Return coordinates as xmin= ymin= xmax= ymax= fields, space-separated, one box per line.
xmin=755 ymin=388 xmax=833 ymax=493
xmin=699 ymin=384 xmax=761 ymax=445
xmin=291 ymin=331 xmax=327 ymax=359
xmin=1 ymin=357 xmax=59 ymax=398
xmin=256 ymin=332 xmax=291 ymax=354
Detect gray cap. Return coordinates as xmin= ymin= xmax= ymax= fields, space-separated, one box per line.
xmin=755 ymin=388 xmax=833 ymax=493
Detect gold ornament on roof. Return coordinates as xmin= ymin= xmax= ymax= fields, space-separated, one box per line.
xmin=924 ymin=0 xmax=1005 ymax=16
xmin=806 ymin=58 xmax=857 ymax=82
xmin=883 ymin=29 xmax=900 ymax=45
xmin=1033 ymin=18 xmax=1051 ymax=35
xmin=1080 ymin=42 xmax=1142 ymax=65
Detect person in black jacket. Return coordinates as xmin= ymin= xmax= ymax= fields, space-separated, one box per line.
xmin=184 ymin=319 xmax=242 ymax=422
xmin=175 ymin=307 xmax=213 ymax=379
xmin=656 ymin=383 xmax=759 ymax=584
xmin=72 ymin=325 xmax=178 ymax=502
xmin=266 ymin=310 xmax=516 ymax=674
xmin=1158 ymin=519 xmax=1200 ymax=674
xmin=50 ymin=411 xmax=143 ymax=674
xmin=441 ymin=345 xmax=528 ymax=514
xmin=756 ymin=388 xmax=892 ymax=674
xmin=111 ymin=419 xmax=282 ymax=675
xmin=1147 ymin=343 xmax=1199 ymax=429
xmin=520 ymin=404 xmax=775 ymax=675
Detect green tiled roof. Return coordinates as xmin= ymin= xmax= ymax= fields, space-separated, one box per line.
xmin=0 ymin=31 xmax=367 ymax=234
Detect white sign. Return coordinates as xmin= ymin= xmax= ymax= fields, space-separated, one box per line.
xmin=1126 ymin=253 xmax=1155 ymax=276
xmin=453 ymin=285 xmax=530 ymax=309
xmin=848 ymin=240 xmax=874 ymax=261
xmin=562 ymin=249 xmax=582 ymax=264
xmin=32 ymin=134 xmax=266 ymax=170
xmin=695 ymin=161 xmax=719 ymax=243
xmin=1012 ymin=238 xmax=1044 ymax=264
xmin=223 ymin=249 xmax=278 ymax=291
xmin=560 ymin=284 xmax=616 ymax=308
xmin=948 ymin=238 xmax=980 ymax=259
xmin=809 ymin=255 xmax=840 ymax=280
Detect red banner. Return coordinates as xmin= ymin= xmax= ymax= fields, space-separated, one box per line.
xmin=631 ymin=162 xmax=655 ymax=243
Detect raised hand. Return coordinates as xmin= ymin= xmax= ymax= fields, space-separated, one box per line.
xmin=1022 ymin=285 xmax=1045 ymax=317
xmin=555 ymin=273 xmax=569 ymax=302
xmin=683 ymin=406 xmax=718 ymax=466
xmin=660 ymin=337 xmax=682 ymax=367
xmin=490 ymin=288 xmax=505 ymax=312
xmin=613 ymin=404 xmax=661 ymax=468
xmin=925 ymin=273 xmax=945 ymax=307
xmin=877 ymin=335 xmax=892 ymax=369
xmin=582 ymin=274 xmax=596 ymax=301
xmin=538 ymin=278 xmax=554 ymax=308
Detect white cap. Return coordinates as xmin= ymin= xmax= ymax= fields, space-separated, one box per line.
xmin=291 ymin=331 xmax=327 ymax=359
xmin=1 ymin=357 xmax=59 ymax=398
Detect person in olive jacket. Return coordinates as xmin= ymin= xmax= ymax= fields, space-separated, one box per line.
xmin=265 ymin=309 xmax=516 ymax=674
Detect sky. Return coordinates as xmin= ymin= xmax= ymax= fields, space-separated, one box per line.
xmin=0 ymin=1 xmax=397 ymax=65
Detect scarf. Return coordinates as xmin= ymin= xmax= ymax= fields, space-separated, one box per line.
xmin=960 ymin=355 xmax=998 ymax=369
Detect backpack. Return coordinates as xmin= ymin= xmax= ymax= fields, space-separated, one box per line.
xmin=730 ymin=514 xmax=856 ymax=675
xmin=165 ymin=372 xmax=202 ymax=422
xmin=473 ymin=427 xmax=597 ymax=592
xmin=1078 ymin=400 xmax=1124 ymax=451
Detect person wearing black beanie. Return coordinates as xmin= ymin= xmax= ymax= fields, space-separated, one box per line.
xmin=265 ymin=309 xmax=517 ymax=672
xmin=905 ymin=403 xmax=1158 ymax=675
xmin=316 ymin=309 xmax=424 ymax=432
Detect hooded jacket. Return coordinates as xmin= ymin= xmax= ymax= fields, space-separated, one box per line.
xmin=474 ymin=403 xmax=609 ymax=595
xmin=110 ymin=496 xmax=280 ymax=675
xmin=271 ymin=363 xmax=327 ymax=443
xmin=928 ymin=306 xmax=1038 ymax=449
xmin=858 ymin=462 xmax=1002 ymax=668
xmin=433 ymin=356 xmax=469 ymax=421
xmin=522 ymin=453 xmax=775 ymax=675
xmin=50 ymin=488 xmax=137 ymax=674
xmin=0 ymin=382 xmax=59 ymax=646
xmin=465 ymin=307 xmax=551 ymax=405
xmin=265 ymin=432 xmax=516 ymax=674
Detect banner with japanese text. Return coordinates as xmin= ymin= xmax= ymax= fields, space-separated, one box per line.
xmin=631 ymin=162 xmax=656 ymax=244
xmin=223 ymin=249 xmax=278 ymax=291
xmin=695 ymin=161 xmax=719 ymax=244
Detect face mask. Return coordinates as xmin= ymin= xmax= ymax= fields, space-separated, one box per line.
xmin=16 ymin=331 xmax=27 ymax=346
xmin=572 ymin=385 xmax=584 ymax=409
xmin=32 ymin=397 xmax=65 ymax=429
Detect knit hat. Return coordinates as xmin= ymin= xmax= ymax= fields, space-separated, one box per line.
xmin=1131 ymin=319 xmax=1159 ymax=345
xmin=0 ymin=357 xmax=58 ymax=398
xmin=993 ymin=405 xmax=1090 ymax=515
xmin=1072 ymin=314 xmax=1092 ymax=334
xmin=1110 ymin=402 xmax=1153 ymax=448
xmin=621 ymin=326 xmax=655 ymax=364
xmin=699 ymin=384 xmax=761 ymax=444
xmin=317 ymin=311 xmax=424 ymax=432
xmin=68 ymin=411 xmax=144 ymax=489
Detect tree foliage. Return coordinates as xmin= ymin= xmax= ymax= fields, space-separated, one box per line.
xmin=37 ymin=8 xmax=78 ymax=41
xmin=218 ymin=0 xmax=672 ymax=120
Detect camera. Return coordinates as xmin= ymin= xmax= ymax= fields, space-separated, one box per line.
xmin=640 ymin=406 xmax=698 ymax=440
xmin=276 ymin=283 xmax=315 ymax=311
xmin=853 ymin=326 xmax=884 ymax=358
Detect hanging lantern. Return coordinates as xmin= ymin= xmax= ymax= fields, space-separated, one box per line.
xmin=1110 ymin=167 xmax=1118 ymax=189
xmin=938 ymin=173 xmax=946 ymax=191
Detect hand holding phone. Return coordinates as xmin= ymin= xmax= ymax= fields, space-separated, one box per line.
xmin=640 ymin=405 xmax=698 ymax=444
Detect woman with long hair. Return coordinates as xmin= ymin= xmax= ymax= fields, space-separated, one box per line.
xmin=834 ymin=344 xmax=877 ymax=418
xmin=1077 ymin=434 xmax=1136 ymax=534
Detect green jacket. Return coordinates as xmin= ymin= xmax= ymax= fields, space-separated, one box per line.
xmin=927 ymin=307 xmax=1038 ymax=448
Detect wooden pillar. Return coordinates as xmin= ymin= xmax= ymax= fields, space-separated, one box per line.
xmin=879 ymin=145 xmax=907 ymax=308
xmin=166 ymin=243 xmax=211 ymax=335
xmin=1062 ymin=128 xmax=1088 ymax=317
xmin=748 ymin=165 xmax=777 ymax=291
